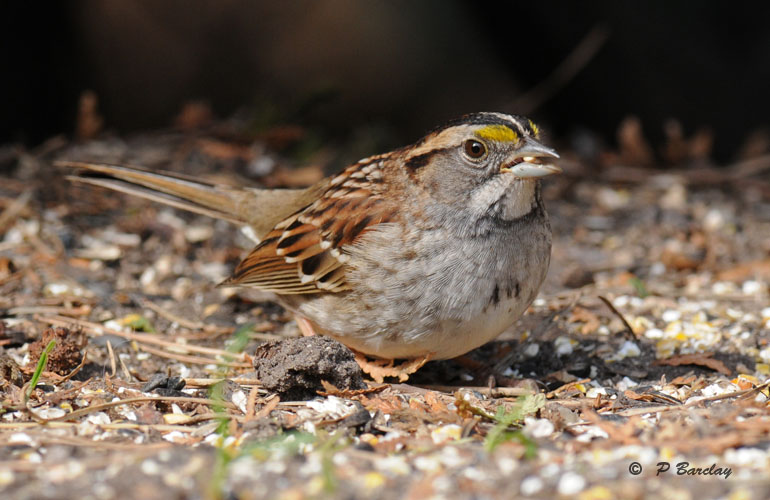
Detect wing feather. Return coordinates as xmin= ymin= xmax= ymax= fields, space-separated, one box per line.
xmin=221 ymin=156 xmax=397 ymax=294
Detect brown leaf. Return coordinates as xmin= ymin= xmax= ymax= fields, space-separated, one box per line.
xmin=568 ymin=306 xmax=601 ymax=335
xmin=617 ymin=116 xmax=654 ymax=166
xmin=716 ymin=258 xmax=770 ymax=282
xmin=623 ymin=389 xmax=655 ymax=402
xmin=317 ymin=380 xmax=386 ymax=398
xmin=654 ymin=353 xmax=731 ymax=376
xmin=359 ymin=393 xmax=405 ymax=414
xmin=669 ymin=374 xmax=696 ymax=386
xmin=423 ymin=390 xmax=449 ymax=413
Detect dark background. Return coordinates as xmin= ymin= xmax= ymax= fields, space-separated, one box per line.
xmin=3 ymin=1 xmax=770 ymax=163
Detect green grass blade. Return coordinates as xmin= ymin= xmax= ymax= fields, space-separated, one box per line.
xmin=25 ymin=339 xmax=56 ymax=401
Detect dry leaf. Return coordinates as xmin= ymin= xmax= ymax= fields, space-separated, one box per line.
xmin=669 ymin=374 xmax=696 ymax=386
xmin=568 ymin=306 xmax=601 ymax=334
xmin=654 ymin=353 xmax=731 ymax=376
xmin=318 ymin=379 xmax=386 ymax=397
xmin=716 ymin=258 xmax=770 ymax=282
xmin=623 ymin=389 xmax=654 ymax=402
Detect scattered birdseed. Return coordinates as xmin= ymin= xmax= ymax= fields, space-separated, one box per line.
xmin=520 ymin=476 xmax=544 ymax=496
xmin=431 ymin=424 xmax=463 ymax=444
xmin=557 ymin=472 xmax=586 ymax=495
xmin=523 ymin=417 xmax=555 ymax=439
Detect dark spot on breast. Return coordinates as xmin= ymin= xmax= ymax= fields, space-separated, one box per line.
xmin=490 ymin=284 xmax=500 ymax=307
xmin=385 ymin=331 xmax=400 ymax=342
xmin=507 ymin=281 xmax=520 ymax=299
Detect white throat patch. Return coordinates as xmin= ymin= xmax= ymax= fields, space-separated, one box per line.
xmin=470 ymin=176 xmax=537 ymax=221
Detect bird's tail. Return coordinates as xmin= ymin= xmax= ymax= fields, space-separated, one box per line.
xmin=58 ymin=161 xmax=325 ymax=238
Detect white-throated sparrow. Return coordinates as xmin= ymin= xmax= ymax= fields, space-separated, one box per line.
xmin=61 ymin=112 xmax=560 ymax=379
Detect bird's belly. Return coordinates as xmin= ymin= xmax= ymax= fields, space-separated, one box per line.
xmin=290 ymin=219 xmax=550 ymax=360
xmin=315 ymin=283 xmax=536 ymax=360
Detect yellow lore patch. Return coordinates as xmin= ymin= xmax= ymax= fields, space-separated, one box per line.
xmin=528 ymin=119 xmax=540 ymax=138
xmin=476 ymin=125 xmax=518 ymax=143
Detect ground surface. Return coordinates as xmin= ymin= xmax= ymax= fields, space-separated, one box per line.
xmin=1 ymin=121 xmax=769 ymax=499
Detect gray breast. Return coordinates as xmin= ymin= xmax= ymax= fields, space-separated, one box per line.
xmin=336 ymin=199 xmax=550 ymax=335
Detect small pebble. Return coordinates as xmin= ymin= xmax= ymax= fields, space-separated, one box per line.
xmin=610 ymin=340 xmax=641 ymax=361
xmin=554 ymin=336 xmax=575 ymax=356
xmin=645 ymin=328 xmax=664 ymax=339
xmin=523 ymin=417 xmax=555 ymax=439
xmin=520 ymin=476 xmax=543 ymax=496
xmin=557 ymin=472 xmax=586 ymax=495
xmin=742 ymin=280 xmax=763 ymax=295
xmin=661 ymin=309 xmax=681 ymax=322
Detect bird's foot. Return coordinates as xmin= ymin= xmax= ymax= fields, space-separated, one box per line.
xmin=353 ymin=351 xmax=433 ymax=383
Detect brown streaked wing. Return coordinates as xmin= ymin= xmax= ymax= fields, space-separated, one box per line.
xmin=221 ymin=156 xmax=397 ymax=294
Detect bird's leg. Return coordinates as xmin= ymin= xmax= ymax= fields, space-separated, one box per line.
xmin=296 ymin=316 xmax=318 ymax=337
xmin=352 ymin=350 xmax=433 ymax=383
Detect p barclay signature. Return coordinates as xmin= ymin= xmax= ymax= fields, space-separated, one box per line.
xmin=656 ymin=462 xmax=732 ymax=478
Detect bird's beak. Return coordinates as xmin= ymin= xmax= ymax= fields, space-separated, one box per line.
xmin=501 ymin=138 xmax=562 ymax=178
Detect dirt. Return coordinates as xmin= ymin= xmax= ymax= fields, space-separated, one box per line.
xmin=253 ymin=336 xmax=366 ymax=400
xmin=27 ymin=327 xmax=86 ymax=376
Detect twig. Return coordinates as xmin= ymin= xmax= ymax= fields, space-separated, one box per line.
xmin=255 ymin=394 xmax=280 ymax=419
xmin=137 ymin=343 xmax=250 ymax=369
xmin=139 ymin=297 xmax=232 ymax=333
xmin=510 ymin=25 xmax=609 ymax=114
xmin=685 ymin=383 xmax=769 ymax=406
xmin=0 ymin=189 xmax=32 ymax=234
xmin=244 ymin=385 xmax=260 ymax=422
xmin=414 ymin=385 xmax=535 ymax=397
xmin=546 ymin=378 xmax=591 ymax=398
xmin=36 ymin=314 xmax=251 ymax=367
xmin=605 ymin=383 xmax=769 ymax=416
xmin=0 ymin=421 xmax=234 ymax=433
xmin=598 ymin=295 xmax=637 ymax=340
xmin=58 ymin=351 xmax=88 ymax=383
xmin=8 ymin=305 xmax=92 ymax=316
xmin=118 ymin=353 xmax=133 ymax=380
xmin=182 ymin=377 xmax=263 ymax=388
xmin=34 ymin=395 xmax=239 ymax=422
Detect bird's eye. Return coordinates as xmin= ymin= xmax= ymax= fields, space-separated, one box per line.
xmin=463 ymin=139 xmax=487 ymax=160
